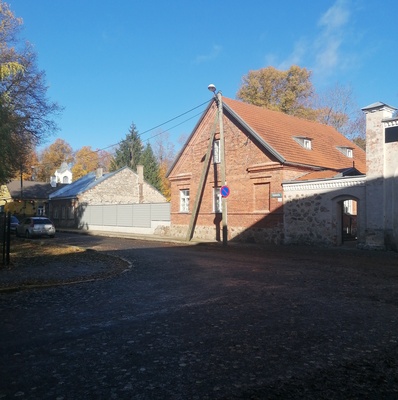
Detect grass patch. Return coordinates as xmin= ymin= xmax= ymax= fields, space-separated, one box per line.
xmin=9 ymin=238 xmax=84 ymax=266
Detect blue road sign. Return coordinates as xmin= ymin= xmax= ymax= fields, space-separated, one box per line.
xmin=221 ymin=185 xmax=230 ymax=198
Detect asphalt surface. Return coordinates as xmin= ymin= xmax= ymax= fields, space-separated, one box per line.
xmin=1 ymin=233 xmax=398 ymax=399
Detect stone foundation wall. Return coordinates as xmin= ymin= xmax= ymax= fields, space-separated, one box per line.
xmin=166 ymin=224 xmax=283 ymax=244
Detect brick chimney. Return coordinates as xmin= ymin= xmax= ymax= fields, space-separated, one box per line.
xmin=137 ymin=165 xmax=144 ymax=203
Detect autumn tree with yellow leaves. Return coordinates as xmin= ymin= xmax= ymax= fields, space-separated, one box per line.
xmin=0 ymin=1 xmax=61 ymax=184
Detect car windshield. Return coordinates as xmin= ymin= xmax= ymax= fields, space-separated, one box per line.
xmin=33 ymin=219 xmax=52 ymax=225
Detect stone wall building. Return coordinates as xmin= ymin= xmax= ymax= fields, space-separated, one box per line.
xmin=49 ymin=166 xmax=167 ymax=229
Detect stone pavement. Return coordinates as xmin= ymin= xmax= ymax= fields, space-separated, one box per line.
xmin=1 ymin=233 xmax=398 ymax=399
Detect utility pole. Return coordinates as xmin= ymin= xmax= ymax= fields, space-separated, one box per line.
xmin=208 ymin=84 xmax=228 ymax=246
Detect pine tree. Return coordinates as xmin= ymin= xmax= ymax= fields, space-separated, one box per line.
xmin=139 ymin=143 xmax=161 ymax=191
xmin=110 ymin=123 xmax=143 ymax=172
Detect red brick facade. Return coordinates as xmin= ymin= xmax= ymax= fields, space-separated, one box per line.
xmin=168 ymin=101 xmax=318 ymax=243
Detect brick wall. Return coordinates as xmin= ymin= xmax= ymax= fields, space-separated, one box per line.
xmin=168 ymin=105 xmax=311 ymax=244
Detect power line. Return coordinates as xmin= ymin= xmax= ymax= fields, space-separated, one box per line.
xmin=97 ymin=99 xmax=210 ymax=152
xmin=34 ymin=98 xmax=212 ymax=171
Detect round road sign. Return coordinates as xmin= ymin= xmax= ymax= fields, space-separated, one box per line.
xmin=220 ymin=185 xmax=230 ymax=198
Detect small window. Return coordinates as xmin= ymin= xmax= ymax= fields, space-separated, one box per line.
xmin=293 ymin=136 xmax=312 ymax=150
xmin=180 ymin=189 xmax=190 ymax=212
xmin=61 ymin=206 xmax=66 ymax=220
xmin=337 ymin=146 xmax=353 ymax=158
xmin=213 ymin=187 xmax=222 ymax=213
xmin=303 ymin=139 xmax=312 ymax=150
xmin=213 ymin=140 xmax=220 ymax=164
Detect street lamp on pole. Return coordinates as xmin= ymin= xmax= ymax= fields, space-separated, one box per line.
xmin=208 ymin=84 xmax=228 ymax=246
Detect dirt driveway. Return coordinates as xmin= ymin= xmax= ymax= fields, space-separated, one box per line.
xmin=1 ymin=233 xmax=398 ymax=399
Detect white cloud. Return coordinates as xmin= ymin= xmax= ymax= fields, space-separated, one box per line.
xmin=277 ymin=39 xmax=308 ymax=70
xmin=318 ymin=0 xmax=350 ymax=31
xmin=261 ymin=0 xmax=355 ymax=80
xmin=313 ymin=0 xmax=351 ymax=75
xmin=194 ymin=44 xmax=222 ymax=64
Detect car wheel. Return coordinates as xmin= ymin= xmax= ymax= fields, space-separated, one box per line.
xmin=25 ymin=230 xmax=31 ymax=238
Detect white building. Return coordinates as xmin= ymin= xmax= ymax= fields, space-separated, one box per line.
xmin=51 ymin=162 xmax=72 ymax=186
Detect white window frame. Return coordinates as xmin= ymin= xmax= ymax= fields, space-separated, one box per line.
xmin=293 ymin=136 xmax=312 ymax=150
xmin=213 ymin=187 xmax=222 ymax=213
xmin=213 ymin=140 xmax=220 ymax=164
xmin=303 ymin=139 xmax=312 ymax=150
xmin=337 ymin=146 xmax=353 ymax=158
xmin=179 ymin=189 xmax=190 ymax=212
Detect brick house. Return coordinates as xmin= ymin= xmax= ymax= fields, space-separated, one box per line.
xmin=166 ymin=96 xmax=366 ymax=244
xmin=49 ymin=166 xmax=167 ymax=229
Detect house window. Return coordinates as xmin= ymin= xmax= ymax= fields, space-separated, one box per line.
xmin=37 ymin=206 xmax=44 ymax=216
xmin=53 ymin=207 xmax=59 ymax=219
xmin=68 ymin=206 xmax=74 ymax=219
xmin=293 ymin=136 xmax=312 ymax=150
xmin=180 ymin=189 xmax=190 ymax=212
xmin=61 ymin=206 xmax=66 ymax=220
xmin=337 ymin=146 xmax=353 ymax=158
xmin=213 ymin=187 xmax=222 ymax=213
xmin=303 ymin=139 xmax=312 ymax=150
xmin=254 ymin=182 xmax=270 ymax=212
xmin=213 ymin=140 xmax=220 ymax=164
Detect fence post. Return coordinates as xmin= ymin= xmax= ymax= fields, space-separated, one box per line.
xmin=5 ymin=212 xmax=11 ymax=265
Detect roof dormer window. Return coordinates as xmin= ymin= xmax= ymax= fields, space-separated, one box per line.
xmin=337 ymin=146 xmax=353 ymax=158
xmin=303 ymin=139 xmax=312 ymax=150
xmin=293 ymin=136 xmax=312 ymax=150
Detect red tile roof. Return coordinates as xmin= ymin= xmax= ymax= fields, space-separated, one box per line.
xmin=222 ymin=97 xmax=366 ymax=173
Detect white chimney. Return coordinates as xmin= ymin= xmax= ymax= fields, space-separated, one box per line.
xmin=95 ymin=168 xmax=103 ymax=180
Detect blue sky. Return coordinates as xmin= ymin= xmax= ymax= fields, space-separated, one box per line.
xmin=8 ymin=0 xmax=398 ymax=154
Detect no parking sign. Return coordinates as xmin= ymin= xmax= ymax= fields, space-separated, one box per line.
xmin=220 ymin=185 xmax=230 ymax=198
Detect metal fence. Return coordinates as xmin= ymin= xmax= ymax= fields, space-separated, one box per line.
xmin=0 ymin=212 xmax=11 ymax=265
xmin=79 ymin=203 xmax=170 ymax=230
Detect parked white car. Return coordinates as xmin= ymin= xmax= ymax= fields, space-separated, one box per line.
xmin=16 ymin=217 xmax=56 ymax=238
